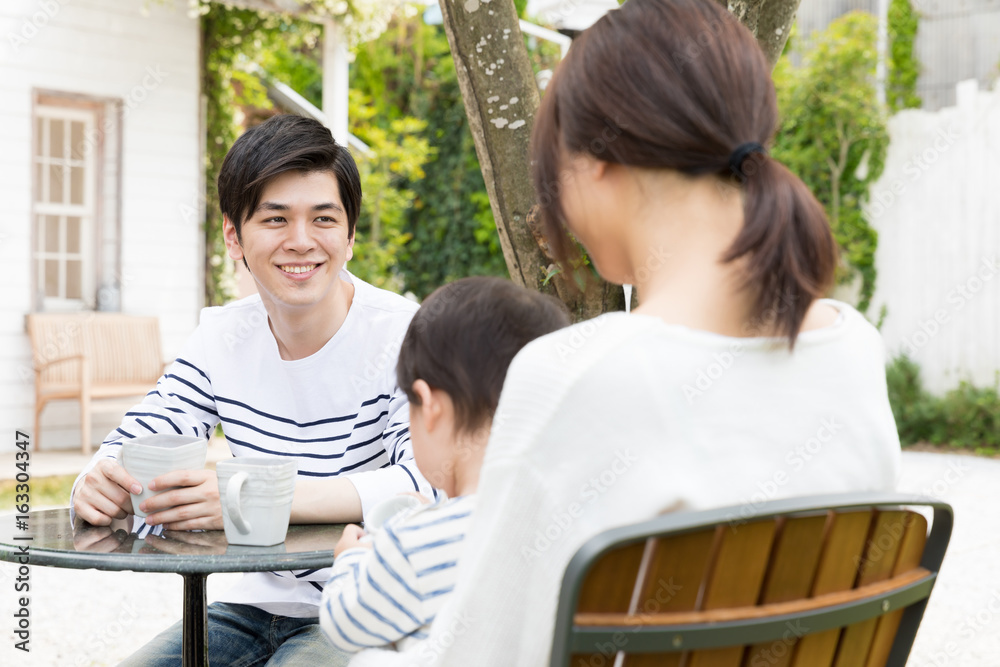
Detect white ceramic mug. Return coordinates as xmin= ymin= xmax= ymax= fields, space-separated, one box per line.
xmin=364 ymin=494 xmax=423 ymax=534
xmin=121 ymin=435 xmax=207 ymax=519
xmin=217 ymin=458 xmax=298 ymax=546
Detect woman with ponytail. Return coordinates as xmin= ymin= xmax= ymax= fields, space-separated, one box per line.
xmin=350 ymin=2 xmax=901 ymax=666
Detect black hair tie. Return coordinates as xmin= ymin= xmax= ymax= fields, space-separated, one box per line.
xmin=728 ymin=142 xmax=767 ymax=183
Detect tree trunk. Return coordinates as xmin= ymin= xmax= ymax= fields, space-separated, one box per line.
xmin=436 ymin=0 xmax=548 ymax=292
xmin=439 ymin=0 xmax=799 ymax=320
xmin=437 ymin=0 xmax=628 ymax=319
xmin=717 ymin=0 xmax=801 ymax=67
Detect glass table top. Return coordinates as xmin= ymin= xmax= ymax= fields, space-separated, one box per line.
xmin=0 ymin=508 xmax=344 ymax=574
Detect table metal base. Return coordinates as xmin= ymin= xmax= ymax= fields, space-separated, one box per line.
xmin=182 ymin=573 xmax=209 ymax=667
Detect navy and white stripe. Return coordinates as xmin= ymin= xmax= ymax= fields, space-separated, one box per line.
xmin=216 ymin=389 xmax=399 ymax=477
xmin=320 ymin=495 xmax=476 ymax=653
xmin=74 ymin=272 xmax=434 ymax=618
xmin=91 ymin=361 xmax=217 ymax=468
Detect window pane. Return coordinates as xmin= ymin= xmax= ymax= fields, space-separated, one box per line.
xmin=70 ymin=121 xmax=84 ymax=160
xmin=44 ymin=260 xmax=60 ymax=298
xmin=70 ymin=166 xmax=84 ymax=204
xmin=66 ymin=260 xmax=82 ymax=299
xmin=35 ymin=161 xmax=44 ymax=203
xmin=34 ymin=104 xmax=105 ymax=308
xmin=50 ymin=119 xmax=64 ymax=159
xmin=45 ymin=215 xmax=60 ymax=252
xmin=66 ymin=216 xmax=80 ymax=253
xmin=48 ymin=164 xmax=64 ymax=203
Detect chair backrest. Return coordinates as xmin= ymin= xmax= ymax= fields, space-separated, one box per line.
xmin=550 ymin=493 xmax=952 ymax=667
xmin=27 ymin=313 xmax=163 ymax=386
xmin=87 ymin=313 xmax=162 ymax=385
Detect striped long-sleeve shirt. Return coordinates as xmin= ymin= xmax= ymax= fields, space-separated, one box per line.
xmin=72 ymin=271 xmax=433 ymax=617
xmin=320 ymin=494 xmax=476 ymax=652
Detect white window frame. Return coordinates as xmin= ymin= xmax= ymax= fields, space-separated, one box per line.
xmin=32 ymin=90 xmax=122 ymax=313
xmin=33 ymin=105 xmax=98 ymax=311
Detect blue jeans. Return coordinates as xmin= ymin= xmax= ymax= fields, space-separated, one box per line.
xmin=119 ymin=602 xmax=352 ymax=667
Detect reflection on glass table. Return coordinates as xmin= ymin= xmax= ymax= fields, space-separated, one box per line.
xmin=0 ymin=508 xmax=344 ymax=667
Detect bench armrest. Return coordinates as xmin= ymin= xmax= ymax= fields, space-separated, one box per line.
xmin=34 ymin=354 xmax=85 ymax=375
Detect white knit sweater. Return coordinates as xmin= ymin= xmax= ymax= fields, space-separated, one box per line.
xmin=349 ymin=300 xmax=901 ymax=666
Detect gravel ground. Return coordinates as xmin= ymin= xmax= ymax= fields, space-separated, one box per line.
xmin=1 ymin=451 xmax=997 ymax=666
xmin=897 ymin=452 xmax=1000 ymax=666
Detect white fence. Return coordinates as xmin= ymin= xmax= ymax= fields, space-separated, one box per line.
xmin=869 ymin=79 xmax=1000 ymax=394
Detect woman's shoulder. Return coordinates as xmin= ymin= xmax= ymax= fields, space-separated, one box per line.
xmin=800 ymin=299 xmax=886 ymax=358
xmin=489 ymin=314 xmax=663 ymax=450
xmin=511 ymin=312 xmax=660 ymax=376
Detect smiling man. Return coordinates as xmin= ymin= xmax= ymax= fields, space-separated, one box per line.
xmin=71 ymin=115 xmax=430 ymax=666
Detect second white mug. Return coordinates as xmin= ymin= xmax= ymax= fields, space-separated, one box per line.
xmin=217 ymin=458 xmax=297 ymax=547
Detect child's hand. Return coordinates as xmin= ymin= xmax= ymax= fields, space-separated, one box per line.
xmin=335 ymin=524 xmax=371 ymax=558
xmin=400 ymin=491 xmax=433 ymax=505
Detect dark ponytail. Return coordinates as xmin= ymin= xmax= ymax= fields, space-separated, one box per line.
xmin=530 ymin=0 xmax=838 ymax=348
xmin=724 ymin=154 xmax=838 ymax=346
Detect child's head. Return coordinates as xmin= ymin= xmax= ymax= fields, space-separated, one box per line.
xmin=396 ymin=277 xmax=570 ymax=494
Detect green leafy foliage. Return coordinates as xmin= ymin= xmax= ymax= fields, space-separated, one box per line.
xmin=773 ymin=12 xmax=888 ymax=313
xmin=348 ymin=91 xmax=435 ymax=291
xmin=201 ymin=5 xmax=442 ymax=301
xmin=258 ymin=26 xmax=324 ymax=106
xmin=886 ymin=355 xmax=1000 ymax=451
xmin=201 ymin=6 xmax=348 ymax=305
xmin=350 ymin=16 xmax=508 ymax=298
xmin=202 ymin=5 xmax=293 ymax=305
xmin=885 ymin=354 xmax=937 ymax=444
xmin=199 ymin=7 xmax=588 ymax=302
xmin=887 ymin=0 xmax=922 ymax=113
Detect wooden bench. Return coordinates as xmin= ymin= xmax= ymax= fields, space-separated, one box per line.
xmin=27 ymin=313 xmax=165 ymax=454
xmin=551 ymin=493 xmax=952 ymax=667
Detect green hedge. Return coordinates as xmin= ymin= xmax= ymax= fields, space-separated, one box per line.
xmin=886 ymin=355 xmax=1000 ymax=452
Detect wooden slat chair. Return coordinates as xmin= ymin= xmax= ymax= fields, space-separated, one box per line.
xmin=550 ymin=493 xmax=952 ymax=667
xmin=27 ymin=313 xmax=164 ymax=454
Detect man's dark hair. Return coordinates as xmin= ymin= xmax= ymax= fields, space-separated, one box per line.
xmin=397 ymin=277 xmax=570 ymax=434
xmin=218 ymin=114 xmax=362 ymax=240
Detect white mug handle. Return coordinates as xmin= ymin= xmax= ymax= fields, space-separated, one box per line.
xmin=226 ymin=472 xmax=251 ymax=535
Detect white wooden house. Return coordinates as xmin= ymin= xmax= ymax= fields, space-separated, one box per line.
xmin=0 ymin=0 xmax=350 ymax=452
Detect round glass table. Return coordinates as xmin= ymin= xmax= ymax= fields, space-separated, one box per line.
xmin=0 ymin=508 xmax=344 ymax=667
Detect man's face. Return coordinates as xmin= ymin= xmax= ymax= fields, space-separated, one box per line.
xmin=223 ymin=170 xmax=354 ymax=315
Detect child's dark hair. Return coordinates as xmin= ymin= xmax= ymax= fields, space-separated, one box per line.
xmin=397 ymin=277 xmax=570 ymax=433
xmin=218 ymin=114 xmax=362 ymax=241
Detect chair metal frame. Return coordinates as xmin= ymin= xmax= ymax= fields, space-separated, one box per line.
xmin=550 ymin=492 xmax=953 ymax=667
